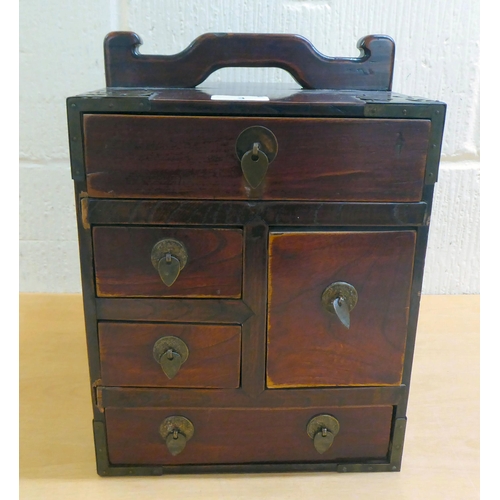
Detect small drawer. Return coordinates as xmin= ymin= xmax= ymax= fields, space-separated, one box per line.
xmin=105 ymin=406 xmax=392 ymax=465
xmin=93 ymin=226 xmax=243 ymax=298
xmin=267 ymin=230 xmax=416 ymax=388
xmin=84 ymin=115 xmax=430 ymax=202
xmin=99 ymin=323 xmax=241 ymax=388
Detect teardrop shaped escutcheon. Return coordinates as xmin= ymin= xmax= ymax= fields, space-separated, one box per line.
xmin=153 ymin=336 xmax=189 ymax=380
xmin=151 ymin=239 xmax=188 ymax=288
xmin=321 ymin=282 xmax=358 ymax=329
xmin=313 ymin=429 xmax=335 ymax=454
xmin=307 ymin=414 xmax=340 ymax=455
xmin=159 ymin=416 xmax=195 ymax=457
xmin=165 ymin=432 xmax=187 ymax=456
xmin=159 ymin=349 xmax=183 ymax=379
xmin=240 ymin=148 xmax=269 ymax=188
xmin=157 ymin=254 xmax=181 ymax=287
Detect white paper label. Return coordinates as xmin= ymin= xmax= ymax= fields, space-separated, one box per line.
xmin=210 ymin=95 xmax=270 ymax=101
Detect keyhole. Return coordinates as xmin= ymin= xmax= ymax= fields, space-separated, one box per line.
xmin=335 ymin=296 xmax=345 ymax=308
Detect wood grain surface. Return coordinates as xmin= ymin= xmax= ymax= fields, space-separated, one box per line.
xmin=93 ymin=226 xmax=243 ymax=298
xmin=267 ymin=231 xmax=416 ymax=387
xmin=105 ymin=406 xmax=392 ymax=465
xmin=99 ymin=323 xmax=241 ymax=388
xmin=95 ymin=297 xmax=253 ymax=323
xmin=240 ymin=223 xmax=268 ymax=396
xmin=100 ymin=385 xmax=404 ymax=409
xmin=104 ymin=32 xmax=395 ymax=90
xmin=84 ymin=115 xmax=430 ymax=201
xmin=85 ymin=199 xmax=429 ymax=227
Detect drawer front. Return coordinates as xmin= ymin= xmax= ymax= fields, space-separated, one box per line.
xmin=99 ymin=323 xmax=241 ymax=388
xmin=105 ymin=406 xmax=392 ymax=465
xmin=93 ymin=227 xmax=243 ymax=298
xmin=84 ymin=115 xmax=430 ymax=202
xmin=267 ymin=231 xmax=416 ymax=388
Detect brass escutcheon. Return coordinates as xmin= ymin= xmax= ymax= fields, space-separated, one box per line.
xmin=151 ymin=239 xmax=188 ymax=287
xmin=153 ymin=336 xmax=189 ymax=379
xmin=236 ymin=126 xmax=278 ymax=188
xmin=235 ymin=126 xmax=278 ymax=164
xmin=159 ymin=416 xmax=195 ymax=456
xmin=321 ymin=281 xmax=358 ymax=329
xmin=307 ymin=414 xmax=340 ymax=454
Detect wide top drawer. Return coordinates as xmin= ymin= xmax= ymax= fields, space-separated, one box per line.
xmin=83 ymin=115 xmax=430 ymax=201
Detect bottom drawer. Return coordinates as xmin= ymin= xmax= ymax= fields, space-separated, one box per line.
xmin=105 ymin=406 xmax=393 ymax=465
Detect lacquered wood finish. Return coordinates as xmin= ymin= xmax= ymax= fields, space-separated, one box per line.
xmin=67 ymin=31 xmax=446 ymax=475
xmin=100 ymin=386 xmax=405 ymax=409
xmin=99 ymin=323 xmax=241 ymax=388
xmin=104 ymin=32 xmax=395 ymax=90
xmin=95 ymin=298 xmax=253 ymax=323
xmin=93 ymin=227 xmax=243 ymax=298
xmin=240 ymin=223 xmax=268 ymax=396
xmin=267 ymin=231 xmax=416 ymax=387
xmin=105 ymin=406 xmax=393 ymax=465
xmin=83 ymin=115 xmax=430 ymax=201
xmin=85 ymin=199 xmax=429 ymax=227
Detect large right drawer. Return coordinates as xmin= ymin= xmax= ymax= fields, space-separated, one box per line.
xmin=267 ymin=230 xmax=416 ymax=388
xmin=83 ymin=115 xmax=431 ymax=201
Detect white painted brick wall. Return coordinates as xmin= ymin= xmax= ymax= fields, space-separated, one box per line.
xmin=19 ymin=0 xmax=480 ymax=293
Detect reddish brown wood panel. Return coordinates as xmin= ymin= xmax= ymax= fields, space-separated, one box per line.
xmin=267 ymin=231 xmax=416 ymax=387
xmin=93 ymin=227 xmax=243 ymax=298
xmin=84 ymin=115 xmax=430 ymax=201
xmin=99 ymin=323 xmax=241 ymax=388
xmin=105 ymin=406 xmax=392 ymax=465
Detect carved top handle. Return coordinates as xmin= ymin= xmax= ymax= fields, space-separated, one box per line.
xmin=104 ymin=32 xmax=395 ymax=91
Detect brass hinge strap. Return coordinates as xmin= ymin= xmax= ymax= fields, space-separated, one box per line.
xmin=92 ymin=380 xmax=104 ymax=413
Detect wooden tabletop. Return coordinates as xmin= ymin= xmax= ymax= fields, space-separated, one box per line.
xmin=19 ymin=294 xmax=479 ymax=499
